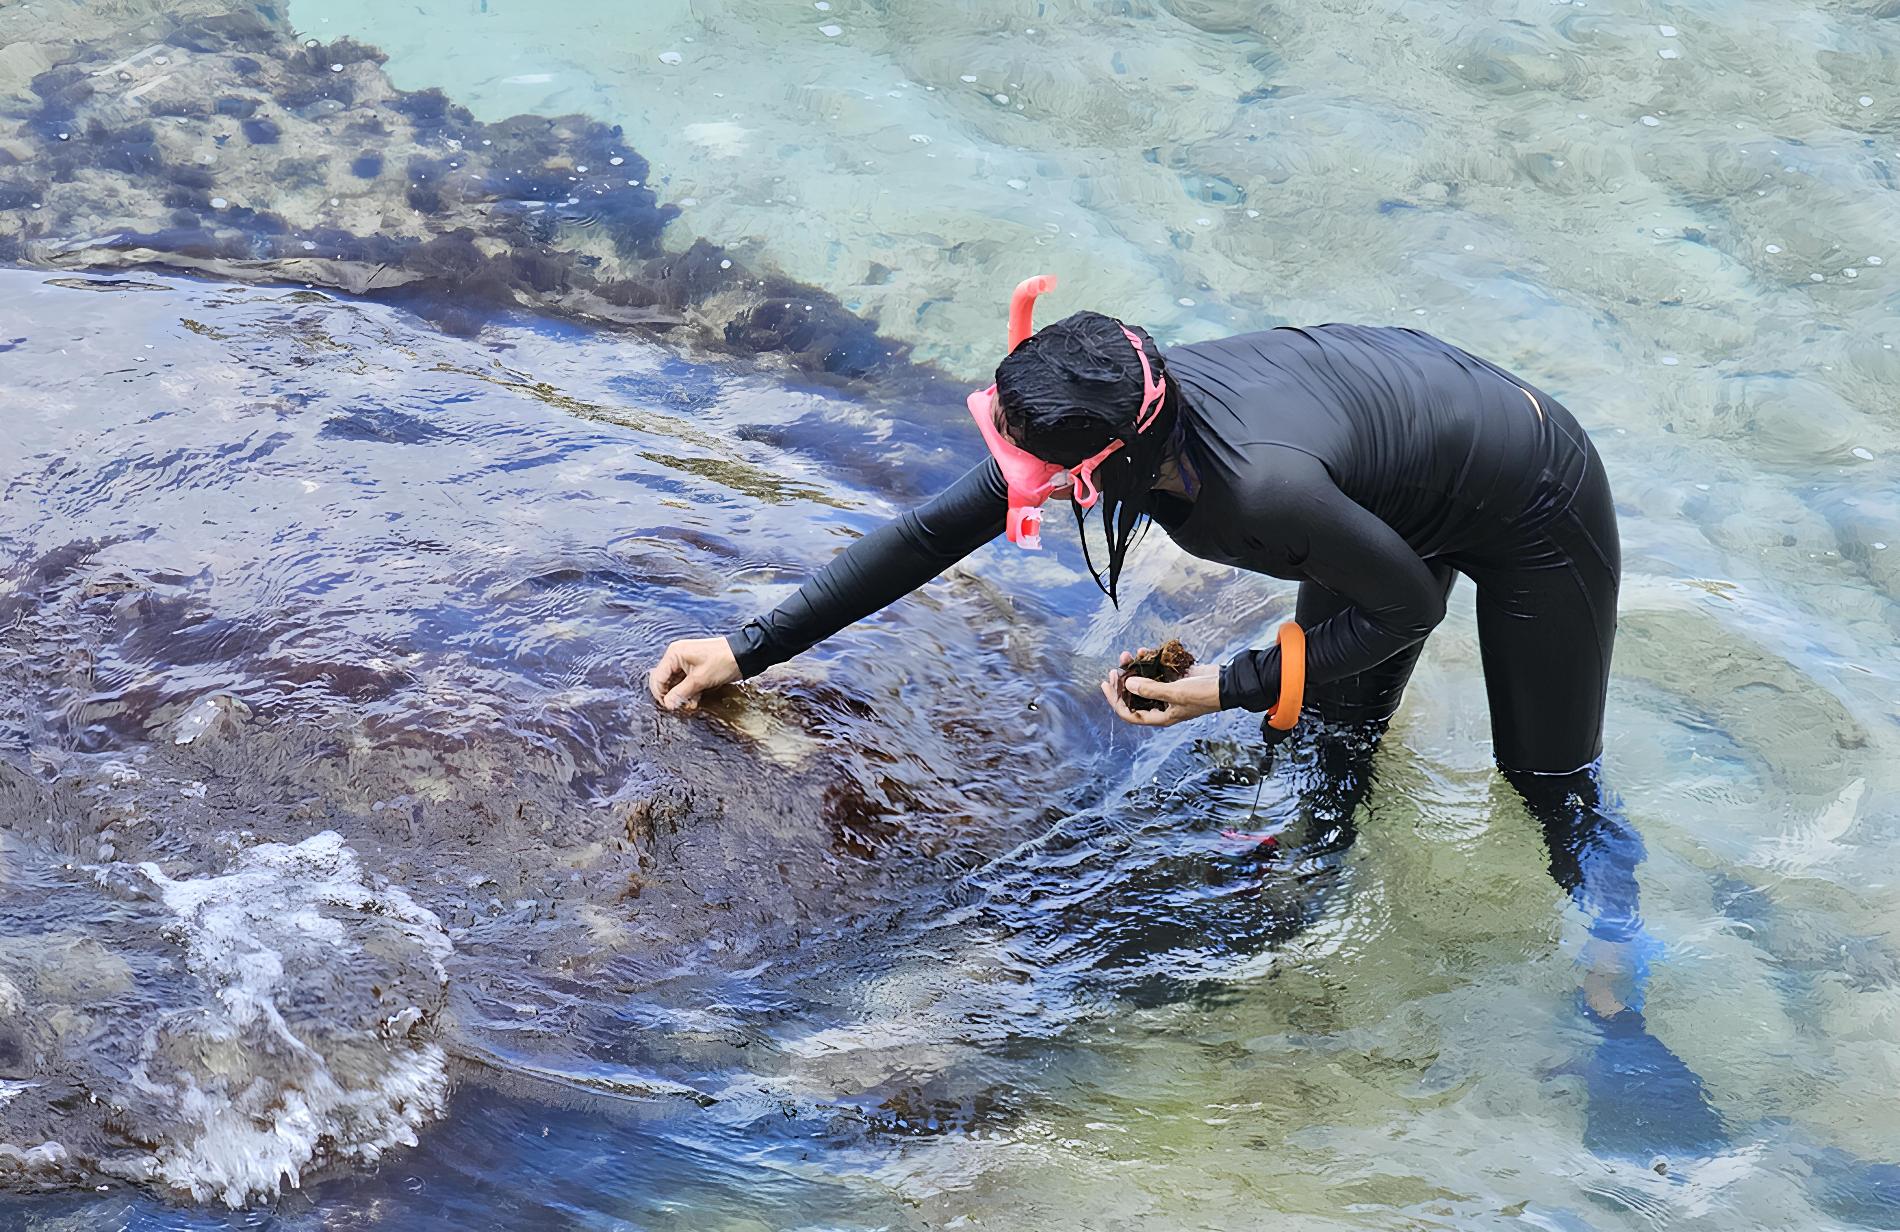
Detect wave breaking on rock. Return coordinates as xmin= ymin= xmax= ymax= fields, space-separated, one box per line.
xmin=0 ymin=830 xmax=451 ymax=1207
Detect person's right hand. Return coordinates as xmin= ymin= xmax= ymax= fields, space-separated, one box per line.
xmin=647 ymin=637 xmax=741 ymax=712
xmin=1101 ymin=647 xmax=1222 ymax=727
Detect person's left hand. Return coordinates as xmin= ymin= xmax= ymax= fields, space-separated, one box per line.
xmin=1101 ymin=649 xmax=1223 ymax=727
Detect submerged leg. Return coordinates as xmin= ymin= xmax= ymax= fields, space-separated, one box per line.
xmin=1277 ymin=569 xmax=1456 ymax=859
xmin=1264 ymin=714 xmax=1385 ymax=863
xmin=1506 ymin=765 xmax=1727 ymax=1160
xmin=1504 ymin=766 xmax=1652 ymax=1014
xmin=1092 ymin=715 xmax=1387 ymax=994
xmin=1088 ymin=577 xmax=1444 ymax=997
xmin=1475 ymin=454 xmax=1723 ymax=1158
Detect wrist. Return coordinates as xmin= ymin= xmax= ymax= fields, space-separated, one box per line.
xmin=726 ymin=629 xmax=766 ymax=679
xmin=1217 ymin=660 xmax=1269 ymax=713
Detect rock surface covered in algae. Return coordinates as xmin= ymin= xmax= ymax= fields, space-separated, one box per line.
xmin=0 ymin=2 xmax=911 ymax=380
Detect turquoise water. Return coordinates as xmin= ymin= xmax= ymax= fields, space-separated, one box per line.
xmin=1 ymin=0 xmax=1898 ymax=1227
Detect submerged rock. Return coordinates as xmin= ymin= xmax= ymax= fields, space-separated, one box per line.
xmin=0 ymin=832 xmax=451 ymax=1207
xmin=0 ymin=270 xmax=1092 ymax=1206
xmin=0 ymin=3 xmax=905 ymax=379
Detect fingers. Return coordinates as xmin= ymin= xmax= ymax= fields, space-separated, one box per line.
xmin=1118 ymin=651 xmax=1133 ymax=667
xmin=1100 ymin=672 xmax=1166 ymax=726
xmin=662 ymin=670 xmax=702 ymax=713
xmin=1123 ymin=676 xmax=1182 ymax=703
xmin=648 ymin=645 xmax=683 ymax=705
xmin=1121 ymin=676 xmax=1207 ymax=727
xmin=652 ymin=644 xmax=710 ymax=712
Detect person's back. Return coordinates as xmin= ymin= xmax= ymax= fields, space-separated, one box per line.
xmin=1163 ymin=324 xmax=1597 ymax=565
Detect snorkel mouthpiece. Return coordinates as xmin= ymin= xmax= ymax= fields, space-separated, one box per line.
xmin=968 ymin=274 xmax=1165 ymax=549
xmin=1010 ymin=505 xmax=1044 ymax=550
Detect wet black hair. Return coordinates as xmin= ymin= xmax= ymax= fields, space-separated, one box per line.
xmin=994 ymin=310 xmax=1173 ymax=604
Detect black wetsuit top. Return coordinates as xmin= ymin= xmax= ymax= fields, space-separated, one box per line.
xmin=728 ymin=324 xmax=1617 ymax=769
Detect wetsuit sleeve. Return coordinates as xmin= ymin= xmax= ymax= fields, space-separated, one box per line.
xmin=726 ymin=458 xmax=1008 ymax=677
xmin=1219 ymin=450 xmax=1449 ymax=711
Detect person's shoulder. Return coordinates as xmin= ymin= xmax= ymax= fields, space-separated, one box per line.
xmin=1222 ymin=442 xmax=1335 ymax=511
xmin=1168 ymin=322 xmax=1441 ymax=360
xmin=1301 ymin=321 xmax=1443 ymax=342
xmin=1300 ymin=322 xmax=1462 ymax=354
xmin=1163 ymin=327 xmax=1310 ymax=384
xmin=1164 ymin=325 xmax=1301 ymax=359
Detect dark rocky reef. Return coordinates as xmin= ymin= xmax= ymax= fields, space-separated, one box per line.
xmin=0 ymin=5 xmax=912 ymax=380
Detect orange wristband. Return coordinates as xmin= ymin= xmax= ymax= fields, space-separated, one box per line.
xmin=1266 ymin=621 xmax=1305 ymax=731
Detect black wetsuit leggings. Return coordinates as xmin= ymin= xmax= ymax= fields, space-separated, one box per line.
xmin=1289 ymin=449 xmax=1643 ymax=943
xmin=1300 ymin=446 xmax=1620 ymax=774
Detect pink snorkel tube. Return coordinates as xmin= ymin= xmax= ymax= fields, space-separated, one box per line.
xmin=967 ymin=275 xmax=1166 ymax=549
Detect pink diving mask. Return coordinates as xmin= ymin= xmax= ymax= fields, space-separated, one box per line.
xmin=967 ymin=274 xmax=1166 ymax=549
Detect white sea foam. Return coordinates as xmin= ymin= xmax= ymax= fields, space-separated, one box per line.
xmin=98 ymin=833 xmax=453 ymax=1206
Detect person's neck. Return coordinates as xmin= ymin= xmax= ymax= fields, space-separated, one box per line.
xmin=1151 ymin=452 xmax=1191 ymax=497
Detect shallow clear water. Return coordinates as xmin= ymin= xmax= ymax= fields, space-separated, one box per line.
xmin=1 ymin=0 xmax=1898 ymax=1228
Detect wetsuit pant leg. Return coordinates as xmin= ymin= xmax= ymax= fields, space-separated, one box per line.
xmin=1471 ymin=447 xmax=1644 ymax=948
xmin=1471 ymin=446 xmax=1619 ymax=776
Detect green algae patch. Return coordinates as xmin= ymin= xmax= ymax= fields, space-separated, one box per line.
xmin=640 ymin=451 xmax=847 ymax=509
xmin=180 ymin=318 xmax=236 ymax=341
xmin=433 ymin=359 xmax=853 ymax=509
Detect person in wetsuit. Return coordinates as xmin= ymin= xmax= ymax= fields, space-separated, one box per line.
xmin=649 ymin=310 xmax=1724 ymax=1156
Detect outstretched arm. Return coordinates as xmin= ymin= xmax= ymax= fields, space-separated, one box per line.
xmin=727 ymin=458 xmax=1007 ymax=675
xmin=648 ymin=459 xmax=1007 ymax=709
